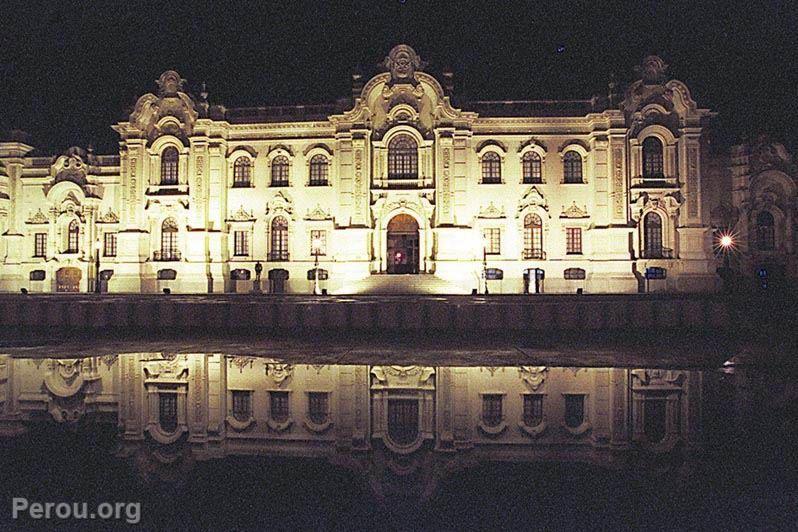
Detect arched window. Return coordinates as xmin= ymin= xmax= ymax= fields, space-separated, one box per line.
xmin=159 ymin=218 xmax=179 ymax=261
xmin=523 ymin=213 xmax=544 ymax=259
xmin=233 ymin=157 xmax=252 ymax=187
xmin=160 ymin=147 xmax=179 ymax=185
xmin=563 ymin=152 xmax=583 ymax=183
xmin=481 ymin=152 xmax=501 ymax=184
xmin=270 ymin=216 xmax=289 ymax=261
xmin=522 ymin=152 xmax=542 ymax=184
xmin=67 ymin=219 xmax=80 ymax=253
xmin=756 ymin=211 xmax=775 ymax=251
xmin=388 ymin=135 xmax=418 ymax=180
xmin=642 ymin=137 xmax=664 ymax=178
xmin=309 ymin=154 xmax=329 ymax=186
xmin=271 ymin=156 xmax=289 ymax=186
xmin=643 ymin=212 xmax=664 ymax=258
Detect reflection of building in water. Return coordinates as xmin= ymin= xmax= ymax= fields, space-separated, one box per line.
xmin=0 ymin=354 xmax=703 ymax=499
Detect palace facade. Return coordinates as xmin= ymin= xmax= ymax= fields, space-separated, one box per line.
xmin=0 ymin=45 xmax=720 ymax=294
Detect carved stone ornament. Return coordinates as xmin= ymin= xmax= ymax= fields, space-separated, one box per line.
xmin=143 ymin=356 xmax=189 ymax=381
xmin=156 ymin=70 xmax=186 ymax=97
xmin=227 ymin=205 xmax=256 ymax=222
xmin=26 ymin=209 xmax=49 ymax=224
xmin=478 ymin=202 xmax=506 ymax=219
xmin=371 ymin=366 xmax=435 ymax=388
xmin=560 ymin=202 xmax=589 ymax=219
xmin=265 ymin=362 xmax=293 ymax=385
xmin=97 ymin=207 xmax=120 ymax=224
xmin=518 ymin=366 xmax=548 ymax=391
xmin=632 ymin=369 xmax=685 ymax=388
xmin=53 ymin=153 xmax=89 ymax=187
xmin=517 ymin=187 xmax=549 ymax=215
xmin=304 ymin=204 xmax=332 ymax=221
xmin=227 ymin=356 xmax=256 ymax=373
xmin=382 ymin=44 xmax=425 ymax=86
xmin=43 ymin=358 xmax=101 ymax=423
xmin=265 ymin=191 xmax=294 ymax=217
xmin=637 ymin=55 xmax=668 ymax=85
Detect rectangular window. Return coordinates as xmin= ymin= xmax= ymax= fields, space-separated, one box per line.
xmin=523 ymin=394 xmax=544 ymax=427
xmin=232 ymin=390 xmax=252 ymax=422
xmin=307 ymin=392 xmax=329 ymax=425
xmin=566 ymin=228 xmax=582 ymax=254
xmin=159 ymin=393 xmax=178 ymax=432
xmin=310 ymin=230 xmax=327 ymax=256
xmin=103 ymin=232 xmax=117 ymax=257
xmin=234 ymin=230 xmax=249 ymax=257
xmin=483 ymin=228 xmax=501 ymax=255
xmin=270 ymin=391 xmax=289 ymax=423
xmin=482 ymin=394 xmax=503 ymax=427
xmin=34 ymin=233 xmax=47 ymax=257
xmin=564 ymin=394 xmax=585 ymax=428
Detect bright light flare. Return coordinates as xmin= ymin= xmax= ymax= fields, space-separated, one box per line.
xmin=714 ymin=231 xmax=738 ymax=254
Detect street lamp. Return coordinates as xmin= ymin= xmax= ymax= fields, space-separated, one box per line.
xmin=94 ymin=239 xmax=101 ymax=294
xmin=481 ymin=234 xmax=489 ymax=295
xmin=311 ymin=237 xmax=322 ymax=295
xmin=716 ymin=232 xmax=735 ymax=292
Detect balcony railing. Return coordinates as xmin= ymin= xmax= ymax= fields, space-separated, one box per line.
xmin=640 ymin=247 xmax=673 ymax=259
xmin=268 ymin=251 xmax=290 ymax=262
xmin=153 ymin=250 xmax=182 ymax=261
xmin=522 ymin=249 xmax=547 ymax=260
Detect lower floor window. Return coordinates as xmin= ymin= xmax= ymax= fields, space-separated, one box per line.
xmin=34 ymin=233 xmax=47 ymax=257
xmin=103 ymin=232 xmax=117 ymax=257
xmin=523 ymin=394 xmax=544 ymax=426
xmin=270 ymin=391 xmax=289 ymax=423
xmin=482 ymin=394 xmax=503 ymax=427
xmin=232 ymin=390 xmax=252 ymax=422
xmin=159 ymin=393 xmax=178 ymax=432
xmin=387 ymin=398 xmax=419 ymax=445
xmin=307 ymin=392 xmax=329 ymax=425
xmin=482 ymin=228 xmax=501 ymax=255
xmin=234 ymin=230 xmax=250 ymax=256
xmin=564 ymin=394 xmax=585 ymax=428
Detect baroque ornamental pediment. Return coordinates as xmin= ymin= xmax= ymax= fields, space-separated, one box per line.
xmin=478 ymin=202 xmax=506 ymax=219
xmin=382 ymin=44 xmax=426 ymax=87
xmin=265 ymin=191 xmax=294 ymax=217
xmin=560 ymin=202 xmax=589 ymax=219
xmin=227 ymin=205 xmax=256 ymax=222
xmin=128 ymin=71 xmax=200 ymax=140
xmin=26 ymin=209 xmax=49 ymax=224
xmin=371 ymin=366 xmax=435 ymax=388
xmin=97 ymin=207 xmax=119 ymax=224
xmin=304 ymin=204 xmax=332 ymax=221
xmin=631 ymin=191 xmax=682 ymax=221
xmin=518 ymin=187 xmax=549 ymax=215
xmin=518 ymin=366 xmax=548 ymax=391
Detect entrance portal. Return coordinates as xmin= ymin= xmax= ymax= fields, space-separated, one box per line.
xmin=387 ymin=214 xmax=419 ymax=274
xmin=56 ymin=267 xmax=82 ymax=292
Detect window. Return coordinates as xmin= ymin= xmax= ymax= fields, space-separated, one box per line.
xmin=482 ymin=394 xmax=503 ymax=427
xmin=310 ymin=229 xmax=327 ymax=256
xmin=523 ymin=395 xmax=544 ymax=427
xmin=483 ymin=228 xmax=501 ymax=255
xmin=563 ymin=151 xmax=583 ymax=183
xmin=270 ymin=391 xmax=289 ymax=423
xmin=159 ymin=393 xmax=178 ymax=432
xmin=271 ymin=156 xmax=289 ymax=186
xmin=67 ymin=220 xmax=80 ymax=253
xmin=388 ymin=399 xmax=418 ymax=445
xmin=564 ymin=268 xmax=586 ymax=280
xmin=307 ymin=392 xmax=329 ymax=425
xmin=523 ymin=213 xmax=544 ymax=259
xmin=565 ymin=227 xmax=582 ymax=254
xmin=233 ymin=230 xmax=249 ymax=257
xmin=644 ymin=396 xmax=667 ymax=443
xmin=269 ymin=216 xmax=289 ymax=261
xmin=159 ymin=218 xmax=179 ymax=260
xmin=34 ymin=233 xmax=47 ymax=257
xmin=481 ymin=152 xmax=501 ymax=184
xmin=756 ymin=211 xmax=775 ymax=251
xmin=232 ymin=391 xmax=252 ymax=422
xmin=309 ymin=155 xmax=329 ymax=186
xmin=388 ymin=135 xmax=418 ymax=180
xmin=643 ymin=212 xmax=663 ymax=257
xmin=233 ymin=157 xmax=252 ymax=187
xmin=161 ymin=147 xmax=179 ymax=185
xmin=522 ymin=152 xmax=542 ymax=184
xmin=642 ymin=137 xmax=664 ymax=178
xmin=103 ymin=232 xmax=117 ymax=257
xmin=564 ymin=394 xmax=585 ymax=428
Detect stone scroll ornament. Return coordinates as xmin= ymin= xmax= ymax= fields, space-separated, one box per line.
xmin=383 ymin=44 xmax=426 ymax=86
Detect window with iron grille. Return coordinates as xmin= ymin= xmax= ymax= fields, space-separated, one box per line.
xmin=307 ymin=392 xmax=329 ymax=425
xmin=270 ymin=391 xmax=290 ymax=423
xmin=642 ymin=137 xmax=664 ymax=178
xmin=482 ymin=394 xmax=503 ymax=427
xmin=67 ymin=219 xmax=80 ymax=253
xmin=159 ymin=393 xmax=178 ymax=432
xmin=522 ymin=151 xmax=542 ymax=184
xmin=233 ymin=157 xmax=252 ymax=187
xmin=161 ymin=147 xmax=179 ymax=185
xmin=103 ymin=232 xmax=117 ymax=257
xmin=643 ymin=212 xmax=663 ymax=255
xmin=481 ymin=152 xmax=501 ymax=184
xmin=523 ymin=394 xmax=544 ymax=426
xmin=565 ymin=227 xmax=582 ymax=254
xmin=756 ymin=211 xmax=775 ymax=251
xmin=564 ymin=268 xmax=586 ymax=280
xmin=387 ymin=135 xmax=418 ymax=180
xmin=310 ymin=229 xmax=327 ymax=256
xmin=563 ymin=151 xmax=583 ymax=183
xmin=271 ymin=156 xmax=289 ymax=186
xmin=564 ymin=394 xmax=585 ymax=428
xmin=387 ymin=398 xmax=419 ymax=445
xmin=523 ymin=213 xmax=543 ymax=259
xmin=309 ymin=155 xmax=329 ymax=186
xmin=232 ymin=390 xmax=252 ymax=422
xmin=483 ymin=228 xmax=501 ymax=255
xmin=270 ymin=216 xmax=289 ymax=260
xmin=34 ymin=233 xmax=47 ymax=257
xmin=234 ymin=230 xmax=249 ymax=256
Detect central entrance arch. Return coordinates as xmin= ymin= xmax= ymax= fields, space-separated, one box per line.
xmin=387 ymin=214 xmax=419 ymax=274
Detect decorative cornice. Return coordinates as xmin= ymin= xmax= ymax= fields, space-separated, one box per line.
xmin=227 ymin=205 xmax=256 ymax=222
xmin=478 ymin=202 xmax=506 ymax=219
xmin=560 ymin=202 xmax=589 ymax=219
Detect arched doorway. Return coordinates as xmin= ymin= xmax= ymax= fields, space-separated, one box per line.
xmin=387 ymin=214 xmax=419 ymax=274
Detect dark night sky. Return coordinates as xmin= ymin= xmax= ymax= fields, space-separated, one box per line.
xmin=1 ymin=0 xmax=795 ymax=155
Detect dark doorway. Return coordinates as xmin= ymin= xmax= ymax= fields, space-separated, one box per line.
xmin=56 ymin=267 xmax=82 ymax=292
xmin=387 ymin=214 xmax=419 ymax=274
xmin=268 ymin=268 xmax=289 ymax=294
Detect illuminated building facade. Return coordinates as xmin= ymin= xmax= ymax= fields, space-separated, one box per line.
xmin=0 ymin=45 xmax=718 ymax=294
